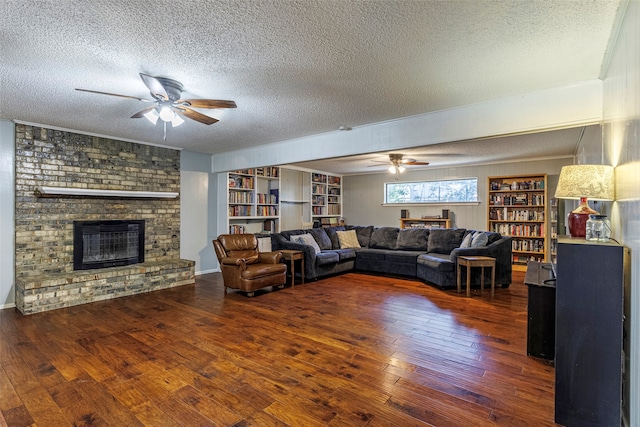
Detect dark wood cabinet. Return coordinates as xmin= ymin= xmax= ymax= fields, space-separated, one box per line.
xmin=555 ymin=238 xmax=624 ymax=427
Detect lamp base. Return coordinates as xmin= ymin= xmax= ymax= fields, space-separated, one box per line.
xmin=567 ymin=197 xmax=598 ymax=238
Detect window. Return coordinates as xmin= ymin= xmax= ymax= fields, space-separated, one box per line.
xmin=385 ymin=178 xmax=478 ymax=204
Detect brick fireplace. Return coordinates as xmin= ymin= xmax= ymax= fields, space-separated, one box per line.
xmin=14 ymin=124 xmax=195 ymax=314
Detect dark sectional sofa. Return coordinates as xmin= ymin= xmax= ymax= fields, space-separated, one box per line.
xmin=271 ymin=225 xmax=512 ymax=289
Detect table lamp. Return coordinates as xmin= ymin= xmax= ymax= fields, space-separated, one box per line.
xmin=554 ymin=164 xmax=614 ymax=238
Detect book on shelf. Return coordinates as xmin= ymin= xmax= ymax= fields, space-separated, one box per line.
xmin=229 ymin=224 xmax=246 ymax=234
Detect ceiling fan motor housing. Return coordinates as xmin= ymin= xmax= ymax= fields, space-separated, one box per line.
xmin=154 ymin=77 xmax=183 ymax=101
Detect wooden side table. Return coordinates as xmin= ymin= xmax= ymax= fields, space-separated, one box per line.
xmin=457 ymin=256 xmax=496 ymax=297
xmin=279 ymin=250 xmax=304 ymax=287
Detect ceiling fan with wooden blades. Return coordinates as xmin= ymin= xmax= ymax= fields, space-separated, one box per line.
xmin=76 ymin=73 xmax=237 ymax=139
xmin=369 ymin=153 xmax=430 ymax=179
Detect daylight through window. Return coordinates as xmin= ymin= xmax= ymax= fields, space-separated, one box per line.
xmin=385 ymin=178 xmax=478 ymax=204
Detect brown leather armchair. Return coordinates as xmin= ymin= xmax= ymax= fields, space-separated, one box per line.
xmin=213 ymin=234 xmax=287 ymax=296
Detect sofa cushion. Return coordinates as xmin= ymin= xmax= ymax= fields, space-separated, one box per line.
xmin=385 ymin=250 xmax=425 ymax=264
xmin=315 ymin=251 xmax=339 ymax=266
xmin=370 ymin=227 xmax=399 ymax=250
xmin=290 ymin=233 xmax=321 ymax=254
xmin=346 ymin=225 xmax=374 ymax=247
xmin=355 ymin=248 xmax=387 ymax=261
xmin=323 ymin=226 xmax=347 ymax=249
xmin=427 ymin=228 xmax=466 ymax=254
xmin=417 ymin=253 xmax=456 ymax=273
xmin=337 ymin=230 xmax=361 ymax=248
xmin=396 ymin=228 xmax=429 ymax=250
xmin=308 ymin=228 xmax=333 ymax=250
xmin=327 ymin=248 xmax=357 ymax=261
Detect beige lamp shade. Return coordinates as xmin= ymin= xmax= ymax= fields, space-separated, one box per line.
xmin=554 ymin=164 xmax=615 ymax=201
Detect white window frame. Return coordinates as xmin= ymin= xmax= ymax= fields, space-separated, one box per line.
xmin=383 ymin=178 xmax=479 ymax=205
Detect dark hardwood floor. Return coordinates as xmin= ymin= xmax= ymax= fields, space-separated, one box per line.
xmin=0 ymin=271 xmax=558 ymax=426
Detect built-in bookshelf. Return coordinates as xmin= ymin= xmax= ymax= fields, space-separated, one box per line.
xmin=311 ymin=172 xmax=341 ymax=220
xmin=487 ymin=174 xmax=548 ymax=271
xmin=226 ymin=167 xmax=342 ymax=234
xmin=228 ymin=168 xmax=280 ymax=234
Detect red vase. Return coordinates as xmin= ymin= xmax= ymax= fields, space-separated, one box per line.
xmin=567 ymin=197 xmax=598 ymax=238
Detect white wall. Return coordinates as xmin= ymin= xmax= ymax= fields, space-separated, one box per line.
xmin=600 ymin=1 xmax=640 ymax=425
xmin=344 ymin=158 xmax=572 ymax=229
xmin=180 ymin=151 xmax=219 ymax=274
xmin=0 ymin=120 xmax=15 ymax=308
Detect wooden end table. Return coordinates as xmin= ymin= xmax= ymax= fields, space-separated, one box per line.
xmin=279 ymin=250 xmax=304 ymax=287
xmin=457 ymin=256 xmax=496 ymax=297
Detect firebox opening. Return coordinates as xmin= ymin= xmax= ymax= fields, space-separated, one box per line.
xmin=73 ymin=220 xmax=145 ymax=270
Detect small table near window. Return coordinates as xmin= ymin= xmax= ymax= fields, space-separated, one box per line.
xmin=279 ymin=250 xmax=304 ymax=287
xmin=457 ymin=256 xmax=496 ymax=297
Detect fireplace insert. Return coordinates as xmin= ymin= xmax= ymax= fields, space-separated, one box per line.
xmin=73 ymin=220 xmax=145 ymax=270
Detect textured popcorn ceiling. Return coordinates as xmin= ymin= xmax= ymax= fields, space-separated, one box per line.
xmin=0 ymin=0 xmax=623 ymax=171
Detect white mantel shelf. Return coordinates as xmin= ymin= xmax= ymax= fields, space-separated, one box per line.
xmin=36 ymin=186 xmax=179 ymax=199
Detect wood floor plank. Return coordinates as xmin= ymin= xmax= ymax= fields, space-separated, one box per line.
xmin=0 ymin=270 xmax=560 ymax=426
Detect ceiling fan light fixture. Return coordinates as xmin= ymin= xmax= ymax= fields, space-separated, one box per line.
xmin=170 ymin=112 xmax=184 ymax=127
xmin=388 ymin=165 xmax=397 ymax=173
xmin=143 ymin=109 xmax=159 ymax=125
xmin=398 ymin=165 xmax=406 ymax=173
xmin=159 ymin=106 xmax=175 ymax=122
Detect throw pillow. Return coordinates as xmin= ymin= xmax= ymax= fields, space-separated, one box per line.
xmin=471 ymin=231 xmax=489 ymax=248
xmin=336 ymin=230 xmax=361 ymax=248
xmin=291 ymin=233 xmax=321 ymax=254
xmin=460 ymin=232 xmax=473 ymax=248
xmin=308 ymin=227 xmax=332 ymax=250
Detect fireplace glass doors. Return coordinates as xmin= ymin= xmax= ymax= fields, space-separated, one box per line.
xmin=73 ymin=220 xmax=145 ymax=270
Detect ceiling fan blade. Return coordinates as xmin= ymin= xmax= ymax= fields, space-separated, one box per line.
xmin=75 ymin=88 xmax=147 ymax=102
xmin=178 ymin=107 xmax=219 ymax=125
xmin=179 ymin=99 xmax=237 ymax=109
xmin=404 ymin=161 xmax=430 ymax=166
xmin=130 ymin=106 xmax=156 ymax=119
xmin=140 ymin=73 xmax=169 ymax=100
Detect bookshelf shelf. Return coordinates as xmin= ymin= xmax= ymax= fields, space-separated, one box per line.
xmin=488 ymin=174 xmax=548 ymax=271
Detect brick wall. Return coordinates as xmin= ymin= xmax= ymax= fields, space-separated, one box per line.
xmin=14 ymin=124 xmax=194 ymax=313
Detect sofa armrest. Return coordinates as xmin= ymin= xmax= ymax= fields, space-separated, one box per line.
xmin=450 ymin=236 xmax=512 ymax=285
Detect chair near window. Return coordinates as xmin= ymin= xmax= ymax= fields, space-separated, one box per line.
xmin=213 ymin=234 xmax=287 ymax=296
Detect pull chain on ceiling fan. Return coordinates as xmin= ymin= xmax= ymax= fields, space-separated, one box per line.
xmin=76 ymin=73 xmax=237 ymax=139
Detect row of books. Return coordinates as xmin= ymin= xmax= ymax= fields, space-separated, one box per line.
xmin=229 ymin=176 xmax=254 ymax=189
xmin=229 ymin=191 xmax=253 ymax=204
xmin=256 ymin=206 xmax=278 ymax=216
xmin=312 ymin=183 xmax=326 ymax=194
xmin=328 ymin=176 xmax=341 ymax=186
xmin=312 ymin=173 xmax=327 ymax=183
xmin=229 ymin=225 xmax=246 ymax=234
xmin=491 ymin=179 xmax=545 ymax=191
xmin=256 ymin=193 xmax=278 ymax=204
xmin=231 ymin=169 xmax=254 ymax=176
xmin=489 ymin=194 xmax=545 ymax=206
xmin=229 ymin=205 xmax=252 ymax=217
xmin=312 ymin=195 xmax=326 ymax=205
xmin=512 ymin=239 xmax=545 ymax=253
xmin=492 ymin=223 xmax=545 ymax=237
xmin=328 ymin=205 xmax=341 ymax=215
xmin=312 ymin=206 xmax=326 ymax=215
xmin=489 ymin=208 xmax=544 ymax=221
xmin=256 ymin=167 xmax=279 ymax=177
